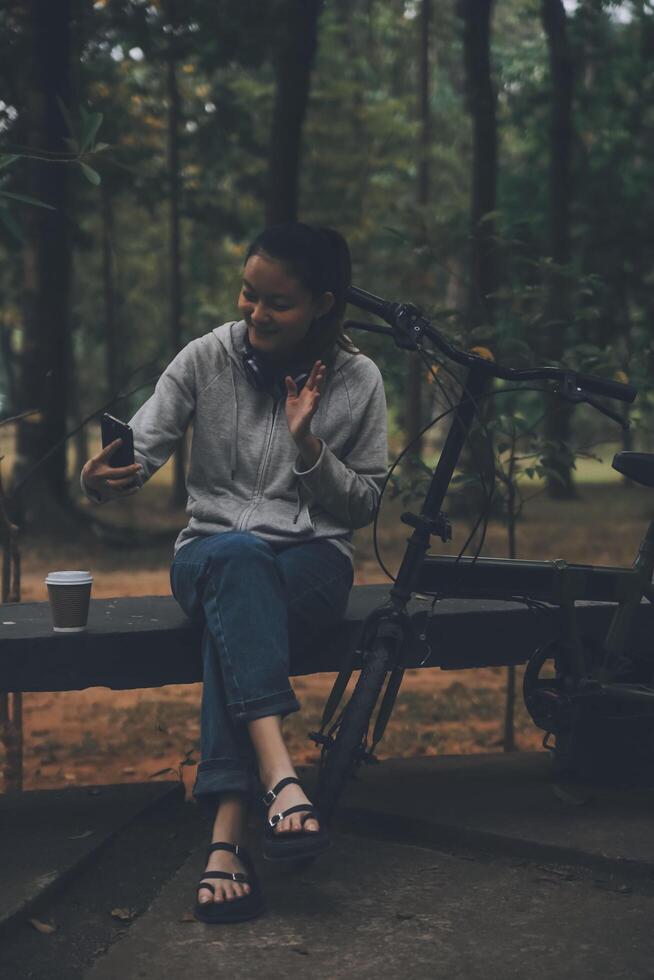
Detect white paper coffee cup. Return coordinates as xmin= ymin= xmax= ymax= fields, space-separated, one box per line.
xmin=45 ymin=571 xmax=93 ymax=632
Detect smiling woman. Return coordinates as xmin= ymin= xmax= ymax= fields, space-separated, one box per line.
xmin=240 ymin=223 xmax=358 ymax=366
xmin=80 ymin=221 xmax=389 ymax=924
xmin=239 ymin=254 xmax=334 ymax=357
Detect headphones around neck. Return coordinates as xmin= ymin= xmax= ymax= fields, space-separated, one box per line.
xmin=242 ymin=336 xmax=310 ymax=400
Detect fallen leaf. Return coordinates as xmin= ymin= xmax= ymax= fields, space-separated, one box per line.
xmin=111 ymin=907 xmax=136 ymax=921
xmin=180 ymin=911 xmax=196 ymax=922
xmin=29 ymin=918 xmax=56 ymax=934
xmin=290 ymin=946 xmax=310 ymax=956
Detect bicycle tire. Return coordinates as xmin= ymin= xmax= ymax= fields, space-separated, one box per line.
xmin=316 ymin=636 xmax=392 ymax=825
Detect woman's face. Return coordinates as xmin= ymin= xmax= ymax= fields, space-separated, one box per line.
xmin=238 ymin=252 xmax=334 ymax=360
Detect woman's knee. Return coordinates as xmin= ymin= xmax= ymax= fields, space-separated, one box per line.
xmin=205 ymin=531 xmax=273 ymax=567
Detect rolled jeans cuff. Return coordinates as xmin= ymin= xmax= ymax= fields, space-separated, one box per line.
xmin=228 ymin=688 xmax=301 ymax=723
xmin=193 ymin=758 xmax=260 ymax=810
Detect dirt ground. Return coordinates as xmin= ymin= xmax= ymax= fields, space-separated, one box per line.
xmin=6 ymin=465 xmax=653 ymax=798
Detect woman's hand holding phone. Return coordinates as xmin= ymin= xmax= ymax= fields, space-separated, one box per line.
xmin=82 ymin=439 xmax=143 ymax=500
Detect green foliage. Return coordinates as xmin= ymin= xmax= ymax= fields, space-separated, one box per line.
xmin=0 ymin=0 xmax=653 ymax=476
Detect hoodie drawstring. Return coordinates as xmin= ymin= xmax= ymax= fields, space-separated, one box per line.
xmin=229 ymin=364 xmax=238 ymax=479
xmin=293 ymin=479 xmax=302 ymax=524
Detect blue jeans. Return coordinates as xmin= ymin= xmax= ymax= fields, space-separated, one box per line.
xmin=169 ymin=531 xmax=353 ymax=810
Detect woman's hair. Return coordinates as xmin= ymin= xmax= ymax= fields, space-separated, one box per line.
xmin=244 ymin=222 xmax=359 ymax=363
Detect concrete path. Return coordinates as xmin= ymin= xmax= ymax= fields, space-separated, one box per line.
xmin=0 ymin=781 xmax=183 ymax=939
xmin=83 ymin=830 xmax=654 ymax=980
xmin=5 ymin=752 xmax=654 ymax=979
xmin=329 ymin=752 xmax=654 ymax=875
xmin=82 ymin=752 xmax=654 ymax=980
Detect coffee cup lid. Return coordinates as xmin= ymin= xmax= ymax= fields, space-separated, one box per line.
xmin=45 ymin=570 xmax=93 ymax=585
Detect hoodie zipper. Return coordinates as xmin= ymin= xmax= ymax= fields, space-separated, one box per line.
xmin=236 ymin=398 xmax=278 ymax=531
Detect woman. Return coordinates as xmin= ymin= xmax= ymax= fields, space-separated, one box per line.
xmin=81 ymin=222 xmax=388 ymax=923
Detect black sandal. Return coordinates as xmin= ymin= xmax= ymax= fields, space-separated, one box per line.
xmin=261 ymin=776 xmax=330 ymax=862
xmin=194 ymin=842 xmax=264 ymax=923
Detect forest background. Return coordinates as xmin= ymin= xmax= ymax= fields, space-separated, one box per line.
xmin=1 ymin=0 xmax=654 ymax=795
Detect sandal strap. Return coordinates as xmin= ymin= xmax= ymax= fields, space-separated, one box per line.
xmin=269 ymin=803 xmax=317 ymax=828
xmin=198 ymin=869 xmax=250 ymax=884
xmin=206 ymin=841 xmax=245 ymax=860
xmin=261 ymin=776 xmax=301 ymax=807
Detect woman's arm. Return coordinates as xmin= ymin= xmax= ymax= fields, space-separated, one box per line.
xmin=81 ymin=343 xmax=197 ymax=503
xmin=289 ymin=358 xmax=388 ymax=529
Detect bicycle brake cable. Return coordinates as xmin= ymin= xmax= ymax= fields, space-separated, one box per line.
xmin=371 ymin=384 xmax=555 ymax=582
xmin=420 ymin=351 xmax=496 ymax=566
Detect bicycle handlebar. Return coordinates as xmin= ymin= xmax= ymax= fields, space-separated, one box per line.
xmin=573 ymin=372 xmax=636 ymax=402
xmin=346 ymin=285 xmax=637 ymax=405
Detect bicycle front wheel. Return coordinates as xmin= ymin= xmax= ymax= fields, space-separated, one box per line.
xmin=316 ymin=635 xmax=392 ymax=825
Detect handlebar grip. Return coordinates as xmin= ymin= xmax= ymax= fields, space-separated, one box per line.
xmin=346 ymin=285 xmax=396 ymax=322
xmin=575 ymin=372 xmax=637 ymax=404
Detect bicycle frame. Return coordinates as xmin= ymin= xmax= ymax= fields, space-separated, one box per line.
xmin=313 ymin=288 xmax=641 ymax=815
xmin=389 ymin=362 xmax=491 ymax=610
xmin=362 ymin=358 xmax=654 ymax=741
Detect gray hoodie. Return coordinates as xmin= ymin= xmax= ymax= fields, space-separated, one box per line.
xmin=83 ymin=320 xmax=388 ymax=563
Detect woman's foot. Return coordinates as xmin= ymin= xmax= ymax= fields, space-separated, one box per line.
xmin=197 ymin=843 xmax=252 ymax=906
xmin=264 ymin=773 xmax=320 ymax=834
xmin=197 ymin=791 xmax=251 ymax=908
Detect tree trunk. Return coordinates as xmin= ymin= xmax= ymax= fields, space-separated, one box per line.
xmin=503 ymin=442 xmax=517 ymax=752
xmin=101 ymin=181 xmax=120 ymax=400
xmin=459 ymin=0 xmax=498 ymax=334
xmin=13 ymin=0 xmax=73 ymax=527
xmin=405 ymin=0 xmax=431 ymax=473
xmin=541 ymin=0 xmax=576 ymax=498
xmin=457 ymin=0 xmax=498 ymax=535
xmin=266 ymin=0 xmax=322 ymax=225
xmin=165 ymin=0 xmax=187 ymax=507
xmin=69 ymin=316 xmax=88 ymax=479
xmin=1 ymin=452 xmax=23 ymax=791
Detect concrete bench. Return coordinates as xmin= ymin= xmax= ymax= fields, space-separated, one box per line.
xmin=2 ymin=585 xmax=653 ymax=694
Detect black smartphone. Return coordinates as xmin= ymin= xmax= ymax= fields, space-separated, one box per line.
xmin=100 ymin=413 xmax=135 ymax=467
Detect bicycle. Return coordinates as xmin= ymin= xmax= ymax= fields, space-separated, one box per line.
xmin=310 ymin=285 xmax=651 ymax=824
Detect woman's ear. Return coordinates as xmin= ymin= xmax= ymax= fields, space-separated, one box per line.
xmin=314 ymin=291 xmax=335 ymax=320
